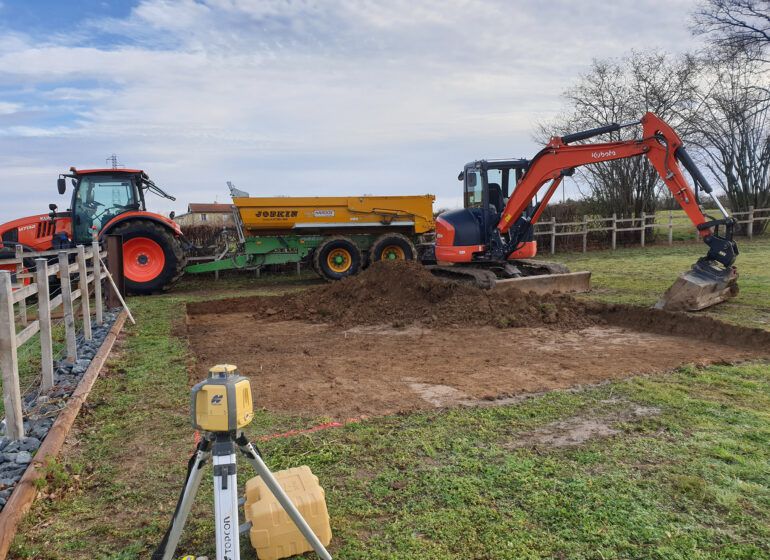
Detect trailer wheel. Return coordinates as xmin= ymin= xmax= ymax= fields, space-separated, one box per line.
xmin=110 ymin=220 xmax=186 ymax=295
xmin=370 ymin=233 xmax=417 ymax=263
xmin=313 ymin=236 xmax=362 ymax=281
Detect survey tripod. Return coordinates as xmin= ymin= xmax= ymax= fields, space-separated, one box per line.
xmin=153 ymin=364 xmax=332 ymax=560
xmin=153 ymin=430 xmax=332 ymax=560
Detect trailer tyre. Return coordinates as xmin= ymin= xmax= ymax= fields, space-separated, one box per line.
xmin=110 ymin=220 xmax=186 ymax=295
xmin=370 ymin=233 xmax=417 ymax=263
xmin=313 ymin=236 xmax=362 ymax=281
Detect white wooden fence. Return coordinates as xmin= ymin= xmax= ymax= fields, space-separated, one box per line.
xmin=533 ymin=205 xmax=769 ymax=254
xmin=0 ymin=242 xmax=106 ymax=440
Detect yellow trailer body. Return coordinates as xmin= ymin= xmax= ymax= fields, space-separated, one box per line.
xmin=232 ymin=195 xmax=435 ymax=234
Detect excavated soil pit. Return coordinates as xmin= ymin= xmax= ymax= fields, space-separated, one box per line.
xmin=186 ymin=261 xmax=770 ymax=418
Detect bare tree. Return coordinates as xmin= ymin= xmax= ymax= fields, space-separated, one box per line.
xmin=538 ymin=51 xmax=700 ymax=218
xmin=693 ymin=0 xmax=770 ymax=61
xmin=690 ymin=53 xmax=770 ymax=233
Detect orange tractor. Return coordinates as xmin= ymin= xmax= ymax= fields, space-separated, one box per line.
xmin=0 ymin=167 xmax=186 ymax=294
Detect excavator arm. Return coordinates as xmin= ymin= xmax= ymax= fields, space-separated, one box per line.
xmin=493 ymin=113 xmax=738 ymax=268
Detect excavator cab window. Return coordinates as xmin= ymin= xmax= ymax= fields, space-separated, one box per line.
xmin=464 ymin=169 xmax=483 ymax=208
xmin=72 ymin=174 xmax=142 ymax=243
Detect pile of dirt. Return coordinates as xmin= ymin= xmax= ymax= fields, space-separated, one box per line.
xmin=188 ymin=260 xmax=598 ymax=330
xmin=589 ymin=302 xmax=770 ymax=350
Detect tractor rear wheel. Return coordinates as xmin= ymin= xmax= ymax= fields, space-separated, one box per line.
xmin=313 ymin=236 xmax=362 ymax=281
xmin=111 ymin=220 xmax=186 ymax=295
xmin=369 ymin=233 xmax=417 ymax=263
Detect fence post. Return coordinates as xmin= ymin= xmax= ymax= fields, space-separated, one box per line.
xmin=106 ymin=235 xmax=124 ymax=309
xmin=0 ymin=271 xmax=24 ymax=440
xmin=58 ymin=251 xmax=78 ymax=363
xmin=14 ymin=244 xmax=27 ymax=327
xmin=582 ymin=215 xmax=588 ymax=253
xmin=748 ymin=205 xmax=754 ymax=240
xmin=76 ymin=245 xmax=92 ymax=341
xmin=640 ymin=212 xmax=646 ymax=248
xmin=550 ymin=217 xmax=557 ymax=255
xmin=296 ymin=261 xmax=301 ymax=276
xmin=668 ymin=211 xmax=673 ymax=246
xmin=92 ymin=241 xmax=103 ymax=325
xmin=36 ymin=258 xmax=54 ymax=392
xmin=611 ymin=213 xmax=617 ymax=251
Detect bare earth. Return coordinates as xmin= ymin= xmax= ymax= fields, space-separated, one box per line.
xmin=185 ymin=312 xmax=764 ymax=419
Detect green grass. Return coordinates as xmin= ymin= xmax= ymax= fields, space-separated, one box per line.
xmin=10 ymin=239 xmax=770 ymax=559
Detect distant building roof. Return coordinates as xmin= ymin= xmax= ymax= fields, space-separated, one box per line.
xmin=187 ymin=203 xmax=234 ymax=213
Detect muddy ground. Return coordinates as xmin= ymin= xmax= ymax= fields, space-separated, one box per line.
xmin=185 ymin=261 xmax=770 ymax=419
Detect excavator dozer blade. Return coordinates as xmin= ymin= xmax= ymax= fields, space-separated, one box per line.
xmin=495 ymin=271 xmax=592 ymax=295
xmin=655 ymin=261 xmax=738 ymax=312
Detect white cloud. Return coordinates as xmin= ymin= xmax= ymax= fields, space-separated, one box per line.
xmin=0 ymin=101 xmax=20 ymax=115
xmin=0 ymin=0 xmax=703 ymax=222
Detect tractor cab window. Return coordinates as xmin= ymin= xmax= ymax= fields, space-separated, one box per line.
xmin=464 ymin=170 xmax=483 ymax=208
xmin=72 ymin=175 xmax=140 ymax=242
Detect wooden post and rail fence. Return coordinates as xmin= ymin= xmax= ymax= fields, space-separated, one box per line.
xmin=0 ymin=238 xmax=124 ymax=441
xmin=534 ymin=206 xmax=769 ymax=255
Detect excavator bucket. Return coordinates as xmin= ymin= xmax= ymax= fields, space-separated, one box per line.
xmin=655 ymin=260 xmax=738 ymax=312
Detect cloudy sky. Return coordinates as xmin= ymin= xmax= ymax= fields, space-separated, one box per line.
xmin=0 ymin=0 xmax=703 ymax=223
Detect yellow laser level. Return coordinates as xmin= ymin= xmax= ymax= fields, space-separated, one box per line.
xmin=156 ymin=363 xmax=332 ymax=560
xmin=191 ymin=364 xmax=253 ymax=432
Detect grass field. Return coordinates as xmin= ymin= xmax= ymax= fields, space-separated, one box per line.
xmin=10 ymin=238 xmax=770 ymax=559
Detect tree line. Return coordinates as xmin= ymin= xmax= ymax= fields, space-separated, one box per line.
xmin=542 ymin=0 xmax=770 ymax=234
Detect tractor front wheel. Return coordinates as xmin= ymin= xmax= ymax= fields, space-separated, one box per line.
xmin=111 ymin=220 xmax=186 ymax=295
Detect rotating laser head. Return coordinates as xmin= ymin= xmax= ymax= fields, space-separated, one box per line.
xmin=191 ymin=364 xmax=254 ymax=433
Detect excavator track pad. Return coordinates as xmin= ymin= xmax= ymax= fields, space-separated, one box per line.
xmin=655 ymin=261 xmax=738 ymax=312
xmin=426 ymin=266 xmax=498 ymax=290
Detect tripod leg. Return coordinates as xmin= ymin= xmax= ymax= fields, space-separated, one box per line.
xmin=212 ymin=435 xmax=241 ymax=560
xmin=153 ymin=442 xmax=210 ymax=560
xmin=239 ymin=441 xmax=333 ymax=560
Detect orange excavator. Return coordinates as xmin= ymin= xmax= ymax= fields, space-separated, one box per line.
xmin=433 ymin=112 xmax=739 ymax=310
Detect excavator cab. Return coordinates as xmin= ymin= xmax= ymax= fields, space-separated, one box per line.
xmin=436 ymin=159 xmax=535 ymax=263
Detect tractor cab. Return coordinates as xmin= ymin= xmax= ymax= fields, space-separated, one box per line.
xmin=59 ymin=169 xmax=145 ymax=243
xmin=57 ymin=168 xmax=176 ymax=244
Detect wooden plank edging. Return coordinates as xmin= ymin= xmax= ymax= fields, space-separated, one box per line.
xmin=0 ymin=309 xmax=128 ymax=560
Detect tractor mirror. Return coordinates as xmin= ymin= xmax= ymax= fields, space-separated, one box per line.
xmin=49 ymin=203 xmax=57 ymax=212
xmin=169 ymin=211 xmax=176 ymax=220
xmin=57 ymin=177 xmax=66 ymax=194
xmin=457 ymin=171 xmax=464 ymax=181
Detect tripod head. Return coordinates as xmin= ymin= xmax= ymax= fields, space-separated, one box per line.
xmin=191 ymin=364 xmax=254 ymax=433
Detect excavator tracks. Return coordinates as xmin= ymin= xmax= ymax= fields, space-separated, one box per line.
xmin=425 ymin=266 xmax=497 ymax=290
